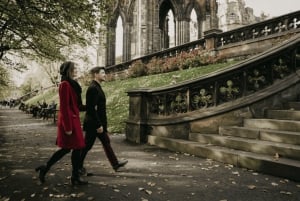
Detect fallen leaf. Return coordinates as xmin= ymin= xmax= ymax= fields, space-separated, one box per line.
xmin=98 ymin=181 xmax=107 ymax=186
xmin=280 ymin=191 xmax=292 ymax=195
xmin=280 ymin=179 xmax=289 ymax=183
xmin=147 ymin=182 xmax=156 ymax=186
xmin=232 ymin=171 xmax=240 ymax=176
xmin=78 ymin=192 xmax=85 ymax=197
xmin=0 ymin=176 xmax=9 ymax=181
xmin=2 ymin=197 xmax=10 ymax=201
xmin=145 ymin=190 xmax=152 ymax=195
xmin=274 ymin=153 xmax=280 ymax=158
xmin=70 ymin=194 xmax=77 ymax=198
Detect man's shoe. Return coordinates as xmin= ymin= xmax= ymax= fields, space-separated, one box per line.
xmin=78 ymin=167 xmax=86 ymax=176
xmin=71 ymin=177 xmax=88 ymax=185
xmin=113 ymin=160 xmax=128 ymax=172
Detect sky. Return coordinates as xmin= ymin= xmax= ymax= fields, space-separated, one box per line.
xmin=244 ymin=0 xmax=300 ymax=17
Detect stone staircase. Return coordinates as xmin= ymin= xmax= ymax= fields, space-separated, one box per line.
xmin=148 ymin=101 xmax=300 ymax=181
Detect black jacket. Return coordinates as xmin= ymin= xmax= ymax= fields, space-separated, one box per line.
xmin=83 ymin=80 xmax=107 ymax=132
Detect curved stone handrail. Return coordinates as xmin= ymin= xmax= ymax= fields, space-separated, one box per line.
xmin=126 ymin=34 xmax=300 ymax=143
xmin=216 ymin=10 xmax=300 ymax=47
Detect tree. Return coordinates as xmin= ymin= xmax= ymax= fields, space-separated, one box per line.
xmin=0 ymin=0 xmax=114 ymax=98
xmin=0 ymin=66 xmax=10 ymax=99
xmin=0 ymin=0 xmax=112 ymax=62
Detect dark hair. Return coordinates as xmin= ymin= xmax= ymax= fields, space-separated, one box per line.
xmin=60 ymin=61 xmax=82 ymax=107
xmin=90 ymin=66 xmax=105 ymax=75
xmin=60 ymin=61 xmax=75 ymax=79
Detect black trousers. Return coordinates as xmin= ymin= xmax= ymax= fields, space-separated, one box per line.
xmin=80 ymin=130 xmax=118 ymax=169
xmin=46 ymin=148 xmax=81 ymax=178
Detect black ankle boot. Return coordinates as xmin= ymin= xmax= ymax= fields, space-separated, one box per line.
xmin=35 ymin=165 xmax=47 ymax=183
xmin=71 ymin=176 xmax=88 ymax=185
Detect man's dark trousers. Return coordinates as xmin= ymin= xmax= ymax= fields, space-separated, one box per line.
xmin=80 ymin=128 xmax=118 ymax=168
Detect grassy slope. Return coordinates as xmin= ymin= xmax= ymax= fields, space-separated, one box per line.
xmin=26 ymin=61 xmax=237 ymax=133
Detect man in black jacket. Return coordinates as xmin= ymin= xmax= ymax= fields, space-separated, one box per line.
xmin=79 ymin=66 xmax=127 ymax=174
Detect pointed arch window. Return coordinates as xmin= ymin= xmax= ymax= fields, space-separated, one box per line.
xmin=116 ymin=16 xmax=123 ymax=64
xmin=167 ymin=10 xmax=175 ymax=48
xmin=190 ymin=9 xmax=198 ymax=41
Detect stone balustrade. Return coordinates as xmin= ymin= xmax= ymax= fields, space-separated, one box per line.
xmin=125 ymin=34 xmax=300 ymax=143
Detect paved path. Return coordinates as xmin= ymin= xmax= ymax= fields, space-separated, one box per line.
xmin=0 ymin=108 xmax=300 ymax=201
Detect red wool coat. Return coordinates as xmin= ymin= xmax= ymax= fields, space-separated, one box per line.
xmin=56 ymin=81 xmax=85 ymax=149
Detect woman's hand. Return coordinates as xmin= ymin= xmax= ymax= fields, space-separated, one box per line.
xmin=65 ymin=131 xmax=72 ymax=135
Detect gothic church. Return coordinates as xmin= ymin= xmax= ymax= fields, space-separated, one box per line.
xmin=98 ymin=0 xmax=258 ymax=67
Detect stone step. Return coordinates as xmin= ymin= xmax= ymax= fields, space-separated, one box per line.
xmin=266 ymin=109 xmax=300 ymax=120
xmin=189 ymin=133 xmax=300 ymax=160
xmin=288 ymin=102 xmax=300 ymax=110
xmin=148 ymin=135 xmax=300 ymax=181
xmin=219 ymin=126 xmax=300 ymax=145
xmin=243 ymin=118 xmax=300 ymax=132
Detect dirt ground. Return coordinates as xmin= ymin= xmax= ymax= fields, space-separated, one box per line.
xmin=0 ymin=108 xmax=300 ymax=201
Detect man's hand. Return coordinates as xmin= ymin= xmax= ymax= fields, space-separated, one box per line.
xmin=96 ymin=126 xmax=103 ymax=134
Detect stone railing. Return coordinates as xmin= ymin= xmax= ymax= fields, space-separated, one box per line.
xmin=106 ymin=10 xmax=300 ymax=75
xmin=125 ymin=35 xmax=300 ymax=143
xmin=105 ymin=38 xmax=206 ymax=74
xmin=216 ymin=11 xmax=300 ymax=47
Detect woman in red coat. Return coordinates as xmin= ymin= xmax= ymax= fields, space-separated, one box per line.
xmin=35 ymin=61 xmax=87 ymax=185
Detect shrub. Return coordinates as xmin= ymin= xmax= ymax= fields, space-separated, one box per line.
xmin=146 ymin=57 xmax=164 ymax=75
xmin=128 ymin=60 xmax=146 ymax=77
xmin=162 ymin=56 xmax=181 ymax=73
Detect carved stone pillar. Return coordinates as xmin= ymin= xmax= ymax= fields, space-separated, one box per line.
xmin=97 ymin=26 xmax=107 ymax=66
xmin=210 ymin=0 xmax=219 ymax=29
xmin=106 ymin=25 xmax=116 ymax=66
xmin=125 ymin=89 xmax=149 ymax=143
xmin=175 ymin=17 xmax=190 ymax=45
xmin=204 ymin=28 xmax=222 ymax=50
xmin=124 ymin=23 xmax=131 ymax=61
